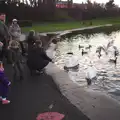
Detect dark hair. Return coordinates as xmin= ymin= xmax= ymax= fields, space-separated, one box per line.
xmin=28 ymin=30 xmax=35 ymax=37
xmin=35 ymin=40 xmax=42 ymax=47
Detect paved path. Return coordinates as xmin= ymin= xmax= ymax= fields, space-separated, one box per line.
xmin=46 ymin=63 xmax=120 ymax=120
xmin=40 ymin=24 xmax=112 ymax=36
xmin=0 ymin=64 xmax=90 ymax=120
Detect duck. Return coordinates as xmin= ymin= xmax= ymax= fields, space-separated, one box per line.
xmin=85 ymin=45 xmax=92 ymax=50
xmin=81 ymin=49 xmax=88 ymax=56
xmin=98 ymin=52 xmax=102 ymax=58
xmin=109 ymin=56 xmax=117 ymax=65
xmin=113 ymin=46 xmax=119 ymax=57
xmin=79 ymin=45 xmax=84 ymax=50
xmin=67 ymin=52 xmax=73 ymax=55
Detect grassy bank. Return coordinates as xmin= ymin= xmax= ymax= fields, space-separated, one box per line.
xmin=22 ymin=17 xmax=120 ymax=33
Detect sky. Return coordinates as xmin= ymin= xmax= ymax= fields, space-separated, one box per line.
xmin=73 ymin=0 xmax=120 ymax=6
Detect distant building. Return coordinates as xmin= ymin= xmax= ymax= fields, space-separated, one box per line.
xmin=56 ymin=1 xmax=92 ymax=9
xmin=56 ymin=0 xmax=73 ymax=8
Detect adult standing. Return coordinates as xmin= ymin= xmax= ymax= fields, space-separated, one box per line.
xmin=9 ymin=19 xmax=25 ymax=55
xmin=0 ymin=17 xmax=10 ymax=61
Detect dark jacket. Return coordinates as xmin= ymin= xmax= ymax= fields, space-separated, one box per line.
xmin=0 ymin=21 xmax=10 ymax=47
xmin=26 ymin=35 xmax=36 ymax=52
xmin=27 ymin=47 xmax=52 ymax=70
xmin=9 ymin=48 xmax=22 ymax=64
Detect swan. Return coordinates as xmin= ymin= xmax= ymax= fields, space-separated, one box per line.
xmin=46 ymin=42 xmax=57 ymax=59
xmin=82 ymin=49 xmax=88 ymax=56
xmin=86 ymin=64 xmax=97 ymax=85
xmin=64 ymin=53 xmax=79 ymax=71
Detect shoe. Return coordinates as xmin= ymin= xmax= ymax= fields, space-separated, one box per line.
xmin=20 ymin=76 xmax=24 ymax=80
xmin=2 ymin=99 xmax=10 ymax=104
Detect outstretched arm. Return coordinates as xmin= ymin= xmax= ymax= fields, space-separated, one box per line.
xmin=41 ymin=48 xmax=52 ymax=62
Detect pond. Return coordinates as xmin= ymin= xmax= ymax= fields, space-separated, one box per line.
xmin=54 ymin=30 xmax=120 ymax=102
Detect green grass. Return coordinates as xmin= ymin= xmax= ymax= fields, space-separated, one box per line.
xmin=22 ymin=17 xmax=120 ymax=33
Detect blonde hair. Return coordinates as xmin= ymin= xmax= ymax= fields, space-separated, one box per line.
xmin=9 ymin=40 xmax=20 ymax=48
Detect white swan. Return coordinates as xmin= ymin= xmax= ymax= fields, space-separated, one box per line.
xmin=86 ymin=63 xmax=97 ymax=85
xmin=64 ymin=53 xmax=79 ymax=70
xmin=46 ymin=43 xmax=57 ymax=59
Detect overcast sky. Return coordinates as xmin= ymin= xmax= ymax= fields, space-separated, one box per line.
xmin=73 ymin=0 xmax=120 ymax=6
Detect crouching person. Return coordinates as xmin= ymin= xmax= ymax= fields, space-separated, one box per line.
xmin=8 ymin=40 xmax=24 ymax=81
xmin=27 ymin=40 xmax=53 ymax=75
xmin=0 ymin=61 xmax=11 ymax=104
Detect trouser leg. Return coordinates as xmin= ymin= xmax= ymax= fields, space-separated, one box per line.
xmin=17 ymin=62 xmax=24 ymax=79
xmin=2 ymin=86 xmax=8 ymax=99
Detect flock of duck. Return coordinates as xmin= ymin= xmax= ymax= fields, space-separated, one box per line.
xmin=78 ymin=40 xmax=119 ymax=65
xmin=64 ymin=40 xmax=119 ymax=85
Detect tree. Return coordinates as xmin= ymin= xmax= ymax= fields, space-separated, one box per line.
xmin=105 ymin=0 xmax=115 ymax=9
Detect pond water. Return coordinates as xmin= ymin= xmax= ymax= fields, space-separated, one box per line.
xmin=54 ymin=31 xmax=120 ymax=102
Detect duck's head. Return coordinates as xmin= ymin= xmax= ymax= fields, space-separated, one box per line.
xmin=89 ymin=45 xmax=92 ymax=48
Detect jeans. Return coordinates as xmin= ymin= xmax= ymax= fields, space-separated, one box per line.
xmin=13 ymin=62 xmax=23 ymax=79
xmin=19 ymin=41 xmax=26 ymax=55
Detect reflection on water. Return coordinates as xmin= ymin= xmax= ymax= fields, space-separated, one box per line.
xmin=54 ymin=31 xmax=120 ymax=102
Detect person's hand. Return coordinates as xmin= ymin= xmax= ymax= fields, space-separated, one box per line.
xmin=8 ymin=82 xmax=11 ymax=86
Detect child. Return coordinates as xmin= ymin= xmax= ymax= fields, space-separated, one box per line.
xmin=8 ymin=40 xmax=24 ymax=80
xmin=0 ymin=61 xmax=11 ymax=104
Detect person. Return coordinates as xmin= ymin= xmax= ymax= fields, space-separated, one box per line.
xmin=27 ymin=40 xmax=53 ymax=75
xmin=9 ymin=19 xmax=21 ymax=41
xmin=9 ymin=19 xmax=25 ymax=56
xmin=8 ymin=40 xmax=24 ymax=80
xmin=0 ymin=61 xmax=11 ymax=104
xmin=0 ymin=18 xmax=10 ymax=62
xmin=26 ymin=30 xmax=36 ymax=53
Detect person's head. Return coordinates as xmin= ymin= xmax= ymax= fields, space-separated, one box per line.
xmin=12 ymin=19 xmax=18 ymax=25
xmin=35 ymin=40 xmax=42 ymax=48
xmin=28 ymin=30 xmax=35 ymax=37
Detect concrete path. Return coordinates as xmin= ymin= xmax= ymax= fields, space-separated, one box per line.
xmin=0 ymin=63 xmax=90 ymax=120
xmin=41 ymin=24 xmax=112 ymax=36
xmin=46 ymin=63 xmax=120 ymax=120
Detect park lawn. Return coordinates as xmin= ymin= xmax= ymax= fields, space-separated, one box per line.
xmin=22 ymin=17 xmax=120 ymax=33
